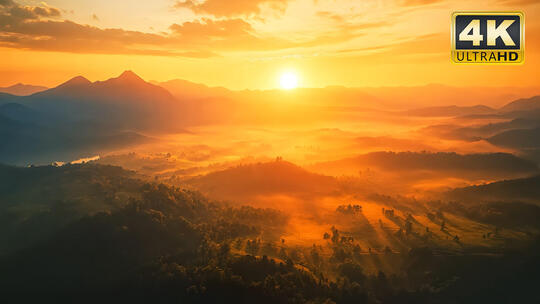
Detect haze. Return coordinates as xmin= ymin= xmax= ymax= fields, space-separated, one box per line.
xmin=1 ymin=1 xmax=540 ymax=303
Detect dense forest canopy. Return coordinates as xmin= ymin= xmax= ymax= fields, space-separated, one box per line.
xmin=0 ymin=163 xmax=539 ymax=303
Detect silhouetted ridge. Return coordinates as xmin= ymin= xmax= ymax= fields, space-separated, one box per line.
xmin=0 ymin=83 xmax=48 ymax=96
xmin=406 ymin=105 xmax=496 ymax=117
xmin=106 ymin=70 xmax=146 ymax=84
xmin=10 ymin=70 xmax=182 ymax=136
xmin=57 ymin=75 xmax=91 ymax=88
xmin=309 ymin=151 xmax=538 ymax=177
xmin=445 ymin=175 xmax=540 ymax=203
xmin=500 ymin=95 xmax=540 ymax=112
xmin=487 ymin=127 xmax=540 ymax=149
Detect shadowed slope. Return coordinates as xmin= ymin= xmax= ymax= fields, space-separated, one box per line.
xmin=310 ymin=151 xmax=538 ymax=178
xmin=444 ymin=175 xmax=540 ymax=204
xmin=22 ymin=71 xmax=181 ymax=130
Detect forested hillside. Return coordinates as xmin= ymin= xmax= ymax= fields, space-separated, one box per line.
xmin=1 ymin=164 xmax=539 ymax=303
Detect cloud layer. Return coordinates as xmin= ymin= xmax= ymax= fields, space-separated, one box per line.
xmin=0 ymin=0 xmax=534 ymax=60
xmin=0 ymin=1 xmax=381 ymax=57
xmin=174 ymin=0 xmax=290 ymax=17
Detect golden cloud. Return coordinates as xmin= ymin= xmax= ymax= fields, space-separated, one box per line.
xmin=0 ymin=0 xmax=388 ymax=57
xmin=174 ymin=0 xmax=290 ymax=17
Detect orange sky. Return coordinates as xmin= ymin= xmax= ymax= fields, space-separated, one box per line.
xmin=0 ymin=0 xmax=539 ymax=89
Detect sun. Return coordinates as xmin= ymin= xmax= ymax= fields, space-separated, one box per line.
xmin=279 ymin=72 xmax=299 ymax=90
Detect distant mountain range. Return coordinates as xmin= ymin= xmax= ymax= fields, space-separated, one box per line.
xmin=155 ymin=79 xmax=231 ymax=100
xmin=3 ymin=73 xmax=540 ymax=126
xmin=21 ymin=71 xmax=181 ymax=130
xmin=405 ymin=105 xmax=496 ymax=117
xmin=0 ymin=71 xmax=169 ymax=164
xmin=309 ymin=151 xmax=539 ymax=178
xmin=421 ymin=118 xmax=540 ymax=142
xmin=406 ymin=95 xmax=540 ymax=118
xmin=1 ymin=70 xmax=539 ymax=165
xmin=413 ymin=95 xmax=540 ymax=156
xmin=0 ymin=83 xmax=47 ymax=96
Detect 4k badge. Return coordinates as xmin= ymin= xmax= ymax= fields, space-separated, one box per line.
xmin=452 ymin=12 xmax=524 ymax=64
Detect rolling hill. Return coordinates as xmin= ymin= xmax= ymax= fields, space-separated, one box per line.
xmin=499 ymin=95 xmax=540 ymax=113
xmin=421 ymin=118 xmax=540 ymax=142
xmin=404 ymin=95 xmax=540 ymax=118
xmin=0 ymin=163 xmax=143 ymax=255
xmin=487 ymin=127 xmax=540 ymax=149
xmin=405 ymin=105 xmax=496 ymax=117
xmin=444 ymin=175 xmax=540 ymax=204
xmin=309 ymin=151 xmax=539 ymax=178
xmin=185 ymin=160 xmax=339 ymax=200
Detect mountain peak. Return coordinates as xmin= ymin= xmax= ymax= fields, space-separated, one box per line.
xmin=115 ymin=70 xmax=144 ymax=83
xmin=59 ymin=76 xmax=92 ymax=87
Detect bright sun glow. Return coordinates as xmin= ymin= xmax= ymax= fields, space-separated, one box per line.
xmin=279 ymin=72 xmax=299 ymax=90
